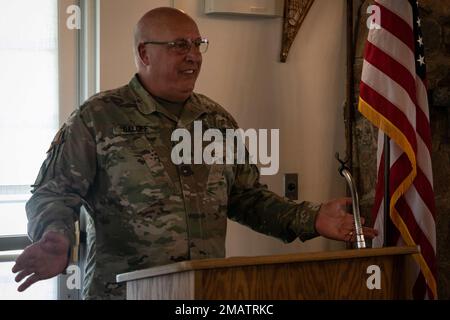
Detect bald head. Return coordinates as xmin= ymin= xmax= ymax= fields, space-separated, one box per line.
xmin=134 ymin=7 xmax=196 ymax=51
xmin=133 ymin=7 xmax=203 ymax=102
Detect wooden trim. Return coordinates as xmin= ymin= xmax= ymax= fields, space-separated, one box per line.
xmin=117 ymin=246 xmax=419 ymax=283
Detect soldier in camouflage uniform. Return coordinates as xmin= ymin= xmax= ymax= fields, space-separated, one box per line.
xmin=12 ymin=7 xmax=377 ymax=299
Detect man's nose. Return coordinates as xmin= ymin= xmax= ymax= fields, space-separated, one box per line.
xmin=185 ymin=45 xmax=202 ymax=63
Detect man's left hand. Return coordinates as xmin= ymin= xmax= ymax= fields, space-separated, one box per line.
xmin=314 ymin=197 xmax=378 ymax=242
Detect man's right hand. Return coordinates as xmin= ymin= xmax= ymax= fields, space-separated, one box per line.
xmin=12 ymin=231 xmax=70 ymax=292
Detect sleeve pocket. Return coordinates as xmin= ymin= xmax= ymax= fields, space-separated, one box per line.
xmin=31 ymin=125 xmax=67 ymax=191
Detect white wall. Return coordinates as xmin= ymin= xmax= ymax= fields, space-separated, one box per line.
xmin=99 ymin=0 xmax=347 ymax=257
xmin=99 ymin=0 xmax=172 ymax=90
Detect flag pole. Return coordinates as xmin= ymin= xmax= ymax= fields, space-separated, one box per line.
xmin=384 ymin=134 xmax=390 ymax=247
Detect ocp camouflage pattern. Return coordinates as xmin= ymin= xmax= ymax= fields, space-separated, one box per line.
xmin=26 ymin=75 xmax=320 ymax=299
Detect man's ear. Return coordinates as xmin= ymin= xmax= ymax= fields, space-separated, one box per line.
xmin=138 ymin=43 xmax=149 ymax=66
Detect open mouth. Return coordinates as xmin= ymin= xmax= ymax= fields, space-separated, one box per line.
xmin=180 ymin=69 xmax=197 ymax=76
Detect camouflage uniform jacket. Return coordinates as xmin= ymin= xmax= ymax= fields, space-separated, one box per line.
xmin=26 ymin=75 xmax=320 ymax=299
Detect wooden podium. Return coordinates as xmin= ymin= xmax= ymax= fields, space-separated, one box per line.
xmin=116 ymin=246 xmax=418 ymax=300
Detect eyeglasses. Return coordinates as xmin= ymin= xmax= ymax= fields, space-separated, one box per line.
xmin=142 ymin=38 xmax=209 ymax=54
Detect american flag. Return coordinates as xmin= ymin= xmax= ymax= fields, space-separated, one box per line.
xmin=358 ymin=0 xmax=437 ymax=299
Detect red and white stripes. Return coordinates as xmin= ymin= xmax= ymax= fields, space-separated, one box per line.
xmin=358 ymin=0 xmax=437 ymax=299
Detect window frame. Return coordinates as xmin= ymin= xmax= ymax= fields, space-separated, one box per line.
xmin=0 ymin=0 xmax=99 ymax=300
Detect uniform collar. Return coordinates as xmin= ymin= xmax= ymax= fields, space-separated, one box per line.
xmin=129 ymin=74 xmax=207 ymax=127
xmin=129 ymin=75 xmax=157 ymax=115
xmin=177 ymin=98 xmax=207 ymax=128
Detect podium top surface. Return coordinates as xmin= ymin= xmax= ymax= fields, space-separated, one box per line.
xmin=116 ymin=246 xmax=419 ymax=283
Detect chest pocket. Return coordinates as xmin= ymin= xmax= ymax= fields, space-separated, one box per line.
xmin=98 ymin=128 xmax=174 ymax=209
xmin=203 ymin=150 xmax=235 ymax=210
xmin=197 ymin=126 xmax=236 ymax=207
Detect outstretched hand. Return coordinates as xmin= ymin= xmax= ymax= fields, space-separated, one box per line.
xmin=12 ymin=231 xmax=70 ymax=292
xmin=314 ymin=197 xmax=378 ymax=242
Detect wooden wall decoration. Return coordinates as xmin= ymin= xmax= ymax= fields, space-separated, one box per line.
xmin=280 ymin=0 xmax=315 ymax=63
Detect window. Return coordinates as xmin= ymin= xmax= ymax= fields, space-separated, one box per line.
xmin=0 ymin=0 xmax=62 ymax=300
xmin=0 ymin=0 xmax=98 ymax=300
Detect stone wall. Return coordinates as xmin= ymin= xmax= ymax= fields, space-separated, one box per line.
xmin=352 ymin=0 xmax=450 ymax=299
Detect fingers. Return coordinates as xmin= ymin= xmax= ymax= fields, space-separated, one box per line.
xmin=11 ymin=262 xmax=22 ymax=274
xmin=17 ymin=274 xmax=41 ymax=292
xmin=12 ymin=250 xmax=34 ymax=273
xmin=15 ymin=268 xmax=34 ymax=282
xmin=11 ymin=238 xmax=66 ymax=293
xmin=13 ymin=253 xmax=38 ymax=291
xmin=344 ymin=230 xmax=354 ymax=242
xmin=344 ymin=227 xmax=378 ymax=242
xmin=362 ymin=226 xmax=379 ymax=239
xmin=336 ymin=197 xmax=352 ymax=207
xmin=342 ymin=213 xmax=367 ymax=229
xmin=12 ymin=247 xmax=40 ymax=292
